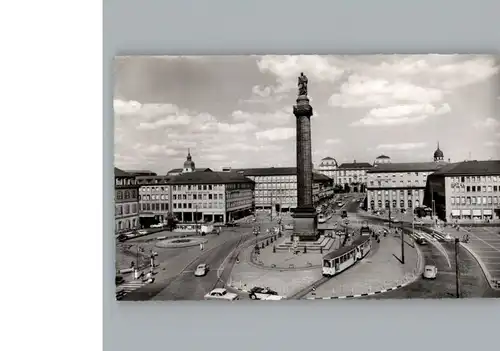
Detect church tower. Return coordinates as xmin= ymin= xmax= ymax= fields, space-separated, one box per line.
xmin=433 ymin=142 xmax=444 ymax=162
xmin=182 ymin=149 xmax=196 ymax=173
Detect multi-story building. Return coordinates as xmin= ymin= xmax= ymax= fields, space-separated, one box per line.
xmin=366 ymin=162 xmax=447 ymax=212
xmin=336 ymin=161 xmax=372 ymax=193
xmin=424 ymin=160 xmax=500 ymax=221
xmin=230 ymin=167 xmax=334 ymax=212
xmin=168 ymin=171 xmax=255 ymax=223
xmin=114 ymin=167 xmax=140 ymax=235
xmin=135 ymin=175 xmax=171 ymax=225
xmin=366 ymin=144 xmax=449 ymax=212
xmin=316 ymin=157 xmax=338 ymax=183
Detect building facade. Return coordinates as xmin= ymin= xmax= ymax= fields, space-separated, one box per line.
xmin=135 ymin=175 xmax=171 ymax=225
xmin=336 ymin=161 xmax=372 ymax=192
xmin=424 ymin=160 xmax=500 ymax=221
xmin=114 ymin=168 xmax=140 ymax=235
xmin=168 ymin=171 xmax=254 ymax=223
xmin=316 ymin=157 xmax=338 ymax=184
xmin=366 ymin=162 xmax=447 ymax=212
xmin=231 ymin=167 xmax=334 ymax=212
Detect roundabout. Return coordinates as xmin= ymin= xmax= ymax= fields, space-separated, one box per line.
xmin=155 ymin=237 xmax=208 ymax=249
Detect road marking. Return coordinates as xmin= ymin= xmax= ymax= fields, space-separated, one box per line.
xmin=461 ymin=229 xmax=500 ymax=252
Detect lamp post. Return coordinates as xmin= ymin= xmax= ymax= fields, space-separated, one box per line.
xmin=194 ymin=204 xmax=198 ymax=236
xmin=455 ymin=237 xmax=461 ymax=298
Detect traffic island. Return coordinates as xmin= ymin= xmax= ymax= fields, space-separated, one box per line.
xmin=155 ymin=237 xmax=208 ymax=249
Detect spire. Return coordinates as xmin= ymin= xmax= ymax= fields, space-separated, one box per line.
xmin=187 ymin=148 xmax=192 ymax=160
xmin=437 ymin=141 xmax=440 ymax=150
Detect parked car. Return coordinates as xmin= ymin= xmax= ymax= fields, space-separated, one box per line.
xmin=204 ymin=288 xmax=239 ymax=301
xmin=284 ymin=224 xmax=293 ymax=230
xmin=248 ymin=287 xmax=283 ymax=300
xmin=226 ymin=221 xmax=239 ymax=227
xmin=341 ymin=210 xmax=348 ymax=218
xmin=117 ymin=234 xmax=128 ymax=242
xmin=137 ymin=230 xmax=147 ymax=235
xmin=115 ymin=275 xmax=125 ymax=285
xmin=194 ymin=263 xmax=210 ymax=277
xmin=423 ymin=265 xmax=438 ymax=279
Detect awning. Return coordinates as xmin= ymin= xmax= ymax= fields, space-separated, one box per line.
xmin=461 ymin=210 xmax=471 ymax=215
xmin=483 ymin=209 xmax=493 ymax=215
xmin=451 ymin=210 xmax=460 ymax=216
xmin=472 ymin=210 xmax=482 ymax=216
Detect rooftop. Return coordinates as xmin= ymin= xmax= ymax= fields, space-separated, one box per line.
xmin=431 ymin=160 xmax=500 ymax=176
xmin=376 ymin=155 xmax=390 ymax=159
xmin=338 ymin=162 xmax=372 ymax=169
xmin=321 ymin=156 xmax=335 ymax=160
xmin=114 ymin=167 xmax=133 ymax=178
xmin=124 ymin=170 xmax=157 ymax=176
xmin=367 ymin=162 xmax=447 ymax=173
xmin=167 ymin=171 xmax=254 ymax=185
xmin=167 ymin=167 xmax=212 ymax=174
xmin=232 ymin=167 xmax=332 ymax=181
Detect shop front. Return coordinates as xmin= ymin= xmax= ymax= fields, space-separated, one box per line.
xmin=461 ymin=209 xmax=471 ymax=220
xmin=472 ymin=209 xmax=482 ymax=220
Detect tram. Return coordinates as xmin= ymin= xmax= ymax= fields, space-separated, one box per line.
xmin=322 ymin=236 xmax=371 ymax=277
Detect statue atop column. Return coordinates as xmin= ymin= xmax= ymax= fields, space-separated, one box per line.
xmin=297 ymin=72 xmax=308 ymax=97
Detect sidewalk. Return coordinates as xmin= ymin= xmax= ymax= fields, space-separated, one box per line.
xmin=305 ymin=234 xmax=422 ymax=299
xmin=228 ymin=244 xmax=323 ymax=297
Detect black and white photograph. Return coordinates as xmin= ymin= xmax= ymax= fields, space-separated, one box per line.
xmin=113 ymin=54 xmax=500 ymax=301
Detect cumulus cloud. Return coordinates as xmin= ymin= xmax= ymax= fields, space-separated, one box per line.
xmin=474 ymin=117 xmax=500 ymax=129
xmin=325 ymin=138 xmax=341 ymax=145
xmin=329 ymin=75 xmax=444 ymax=108
xmin=352 ymin=103 xmax=451 ymax=126
xmin=232 ymin=109 xmax=292 ymax=127
xmin=484 ymin=141 xmax=500 ymax=147
xmin=256 ymin=127 xmax=295 ymax=141
xmin=376 ymin=142 xmax=427 ymax=151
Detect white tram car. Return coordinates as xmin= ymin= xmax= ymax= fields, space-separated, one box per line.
xmin=322 ymin=236 xmax=371 ymax=277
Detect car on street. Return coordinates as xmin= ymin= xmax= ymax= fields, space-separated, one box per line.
xmin=137 ymin=230 xmax=147 ymax=235
xmin=204 ymin=288 xmax=239 ymax=301
xmin=248 ymin=287 xmax=284 ymax=300
xmin=117 ymin=234 xmax=128 ymax=242
xmin=284 ymin=224 xmax=293 ymax=230
xmin=226 ymin=221 xmax=239 ymax=227
xmin=422 ymin=265 xmax=438 ymax=279
xmin=416 ymin=237 xmax=428 ymax=245
xmin=194 ymin=263 xmax=210 ymax=277
xmin=341 ymin=210 xmax=348 ymax=218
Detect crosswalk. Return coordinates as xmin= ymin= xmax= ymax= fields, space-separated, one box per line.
xmin=116 ymin=280 xmax=147 ymax=299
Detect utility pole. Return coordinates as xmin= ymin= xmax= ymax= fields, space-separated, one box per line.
xmin=194 ymin=204 xmax=198 ymax=236
xmin=455 ymin=237 xmax=461 ymax=298
xmin=270 ymin=191 xmax=273 ymax=222
xmin=401 ymin=223 xmax=405 ymax=264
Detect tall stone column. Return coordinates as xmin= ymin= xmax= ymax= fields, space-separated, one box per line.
xmin=292 ymin=74 xmax=319 ymax=242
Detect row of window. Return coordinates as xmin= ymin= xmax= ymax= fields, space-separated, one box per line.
xmin=369 ymin=189 xmax=421 ymax=196
xmin=141 ymin=194 xmax=167 ymax=201
xmin=140 ymin=186 xmax=168 ymax=193
xmin=173 ymin=202 xmax=225 ymax=209
xmin=115 ymin=178 xmax=136 ymax=186
xmin=371 ymin=172 xmax=429 ymax=179
xmin=339 ymin=177 xmax=367 ymax=184
xmin=370 ymin=180 xmax=422 ymax=186
xmin=247 ymin=176 xmax=296 ymax=183
xmin=115 ymin=189 xmax=137 ymax=200
xmin=338 ymin=170 xmax=367 ymax=176
xmin=228 ymin=200 xmax=252 ymax=208
xmin=451 ymin=185 xmax=499 ymax=193
xmin=450 ymin=196 xmax=499 ymax=206
xmin=451 ymin=175 xmax=499 ymax=183
xmin=255 ymin=183 xmax=298 ymax=189
xmin=115 ymin=203 xmax=138 ymax=216
xmin=173 ymin=193 xmax=223 ymax=200
xmin=369 ymin=199 xmax=417 ymax=209
xmin=142 ymin=203 xmax=169 ymax=212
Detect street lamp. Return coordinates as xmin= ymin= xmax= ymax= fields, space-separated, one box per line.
xmin=455 ymin=237 xmax=461 ymax=298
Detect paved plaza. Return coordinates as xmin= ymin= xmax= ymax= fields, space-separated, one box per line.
xmin=305 ymin=234 xmax=421 ymax=298
xmin=441 ymin=226 xmax=500 ymax=288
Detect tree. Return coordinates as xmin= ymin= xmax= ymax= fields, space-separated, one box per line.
xmin=166 ymin=212 xmax=177 ymax=231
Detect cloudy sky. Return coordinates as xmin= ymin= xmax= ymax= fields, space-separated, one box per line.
xmin=114 ymin=55 xmax=500 ymax=174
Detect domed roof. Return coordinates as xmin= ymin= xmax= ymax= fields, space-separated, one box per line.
xmin=376 ymin=154 xmax=390 ymax=159
xmin=434 ymin=142 xmax=444 ymax=158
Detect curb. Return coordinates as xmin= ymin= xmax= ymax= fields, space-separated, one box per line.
xmin=459 ymin=242 xmax=500 ymax=291
xmin=304 ymin=281 xmax=414 ymax=299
